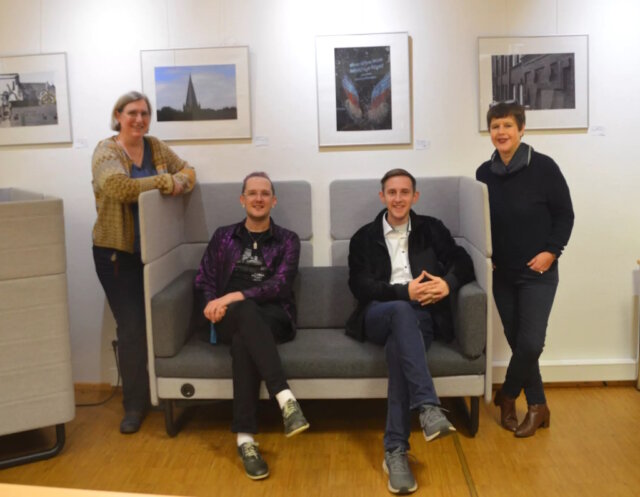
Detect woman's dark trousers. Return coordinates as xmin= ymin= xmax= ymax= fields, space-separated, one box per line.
xmin=93 ymin=246 xmax=150 ymax=412
xmin=493 ymin=266 xmax=559 ymax=405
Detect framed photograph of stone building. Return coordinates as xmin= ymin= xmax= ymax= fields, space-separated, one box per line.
xmin=0 ymin=52 xmax=72 ymax=146
xmin=316 ymin=32 xmax=411 ymax=146
xmin=141 ymin=46 xmax=251 ymax=140
xmin=478 ymin=35 xmax=588 ymax=131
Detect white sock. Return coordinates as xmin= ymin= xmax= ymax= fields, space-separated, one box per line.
xmin=275 ymin=389 xmax=295 ymax=409
xmin=237 ymin=433 xmax=255 ymax=447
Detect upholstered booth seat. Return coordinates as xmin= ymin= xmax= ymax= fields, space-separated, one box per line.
xmin=0 ymin=188 xmax=75 ymax=469
xmin=140 ymin=178 xmax=492 ymax=436
xmin=152 ymin=267 xmax=486 ymax=381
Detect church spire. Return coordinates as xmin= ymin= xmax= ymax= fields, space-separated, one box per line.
xmin=183 ymin=74 xmax=200 ymax=113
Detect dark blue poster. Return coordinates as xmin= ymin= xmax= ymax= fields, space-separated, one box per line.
xmin=334 ymin=46 xmax=392 ymax=131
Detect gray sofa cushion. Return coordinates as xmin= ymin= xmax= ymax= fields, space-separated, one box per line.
xmin=451 ymin=281 xmax=487 ymax=358
xmin=156 ymin=330 xmax=232 ymax=377
xmin=154 ymin=329 xmax=486 ymax=379
xmin=294 ymin=266 xmax=355 ymax=329
xmin=152 ymin=265 xmax=486 ymax=380
xmin=151 ymin=270 xmax=197 ymax=358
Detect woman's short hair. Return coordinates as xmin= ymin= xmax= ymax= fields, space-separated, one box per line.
xmin=242 ymin=171 xmax=275 ymax=195
xmin=486 ymin=101 xmax=526 ymax=130
xmin=110 ymin=91 xmax=152 ymax=131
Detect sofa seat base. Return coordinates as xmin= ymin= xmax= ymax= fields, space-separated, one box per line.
xmin=157 ymin=375 xmax=484 ymax=438
xmin=154 ymin=328 xmax=486 ymax=407
xmin=156 ymin=374 xmax=485 ymax=402
xmin=155 ymin=329 xmax=486 ymax=380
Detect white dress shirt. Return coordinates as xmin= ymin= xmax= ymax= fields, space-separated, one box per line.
xmin=382 ymin=214 xmax=412 ymax=285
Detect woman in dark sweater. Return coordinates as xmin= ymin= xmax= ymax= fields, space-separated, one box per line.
xmin=476 ymin=101 xmax=574 ymax=437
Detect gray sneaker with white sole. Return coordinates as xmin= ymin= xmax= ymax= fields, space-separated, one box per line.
xmin=383 ymin=447 xmax=417 ymax=494
xmin=419 ymin=404 xmax=456 ymax=442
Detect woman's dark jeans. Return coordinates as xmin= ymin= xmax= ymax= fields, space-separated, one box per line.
xmin=493 ymin=266 xmax=559 ymax=405
xmin=93 ymin=246 xmax=150 ymax=412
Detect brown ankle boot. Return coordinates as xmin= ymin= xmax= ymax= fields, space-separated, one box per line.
xmin=515 ymin=404 xmax=550 ymax=438
xmin=494 ymin=388 xmax=518 ymax=432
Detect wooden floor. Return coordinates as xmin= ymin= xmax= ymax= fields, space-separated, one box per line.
xmin=1 ymin=385 xmax=640 ymax=497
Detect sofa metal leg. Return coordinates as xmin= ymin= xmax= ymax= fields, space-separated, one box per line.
xmin=453 ymin=396 xmax=480 ymax=437
xmin=0 ymin=423 xmax=66 ymax=470
xmin=163 ymin=400 xmax=191 ymax=437
xmin=164 ymin=400 xmax=179 ymax=437
xmin=468 ymin=396 xmax=479 ymax=436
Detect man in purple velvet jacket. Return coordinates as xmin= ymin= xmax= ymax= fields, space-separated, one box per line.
xmin=194 ymin=172 xmax=309 ymax=481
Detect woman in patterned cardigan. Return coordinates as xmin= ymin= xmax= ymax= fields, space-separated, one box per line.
xmin=91 ymin=91 xmax=196 ymax=434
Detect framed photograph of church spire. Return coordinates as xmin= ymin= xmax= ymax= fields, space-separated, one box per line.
xmin=141 ymin=46 xmax=251 ymax=140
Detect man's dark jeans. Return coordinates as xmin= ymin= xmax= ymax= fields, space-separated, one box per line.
xmin=364 ymin=300 xmax=440 ymax=451
xmin=216 ymin=300 xmax=293 ymax=434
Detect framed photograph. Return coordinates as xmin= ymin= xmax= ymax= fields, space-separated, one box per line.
xmin=478 ymin=35 xmax=588 ymax=131
xmin=0 ymin=53 xmax=72 ymax=146
xmin=316 ymin=32 xmax=411 ymax=147
xmin=141 ymin=46 xmax=251 ymax=140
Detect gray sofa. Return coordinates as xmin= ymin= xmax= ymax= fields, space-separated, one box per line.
xmin=140 ymin=178 xmax=492 ymax=437
xmin=0 ymin=189 xmax=75 ymax=469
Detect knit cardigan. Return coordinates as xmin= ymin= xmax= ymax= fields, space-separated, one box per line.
xmin=91 ymin=135 xmax=196 ymax=253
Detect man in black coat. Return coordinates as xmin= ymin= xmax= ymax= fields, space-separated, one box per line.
xmin=347 ymin=169 xmax=474 ymax=494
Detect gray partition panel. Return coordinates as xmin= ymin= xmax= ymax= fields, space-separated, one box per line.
xmin=414 ymin=177 xmax=460 ymax=234
xmin=331 ymin=240 xmax=350 ymax=267
xmin=330 ymin=179 xmax=381 ymax=241
xmin=184 ymin=181 xmax=312 ymax=243
xmin=0 ymin=188 xmax=45 ymax=202
xmin=330 ymin=177 xmax=462 ymax=241
xmin=300 ymin=242 xmax=313 ymax=267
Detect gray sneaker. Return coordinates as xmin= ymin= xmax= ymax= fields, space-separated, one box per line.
xmin=237 ymin=442 xmax=269 ymax=480
xmin=383 ymin=447 xmax=418 ymax=494
xmin=419 ymin=404 xmax=456 ymax=442
xmin=281 ymin=399 xmax=310 ymax=437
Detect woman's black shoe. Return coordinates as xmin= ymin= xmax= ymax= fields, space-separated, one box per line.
xmin=120 ymin=410 xmax=145 ymax=434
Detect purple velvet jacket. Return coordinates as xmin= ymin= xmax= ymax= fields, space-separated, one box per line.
xmin=194 ymin=219 xmax=301 ymax=328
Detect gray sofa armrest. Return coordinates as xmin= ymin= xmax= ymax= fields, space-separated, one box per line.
xmin=452 ymin=281 xmax=486 ymax=358
xmin=139 ymin=189 xmax=186 ymax=265
xmin=151 ymin=270 xmax=198 ymax=358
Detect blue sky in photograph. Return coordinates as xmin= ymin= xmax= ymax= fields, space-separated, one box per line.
xmin=154 ymin=64 xmax=237 ymax=110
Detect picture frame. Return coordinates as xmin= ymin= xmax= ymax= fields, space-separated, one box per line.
xmin=140 ymin=46 xmax=251 ymax=140
xmin=478 ymin=35 xmax=588 ymax=131
xmin=0 ymin=52 xmax=72 ymax=146
xmin=316 ymin=32 xmax=411 ymax=147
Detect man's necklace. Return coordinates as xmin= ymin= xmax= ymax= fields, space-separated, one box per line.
xmin=248 ymin=231 xmax=267 ymax=250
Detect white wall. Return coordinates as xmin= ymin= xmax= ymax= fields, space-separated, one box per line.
xmin=1 ymin=0 xmax=638 ymax=384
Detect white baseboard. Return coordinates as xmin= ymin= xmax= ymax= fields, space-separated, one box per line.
xmin=108 ymin=366 xmax=118 ymax=386
xmin=492 ymin=358 xmax=638 ymax=383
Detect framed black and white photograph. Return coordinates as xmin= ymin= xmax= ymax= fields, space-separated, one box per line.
xmin=478 ymin=35 xmax=588 ymax=131
xmin=141 ymin=46 xmax=251 ymax=140
xmin=316 ymin=32 xmax=410 ymax=146
xmin=0 ymin=52 xmax=72 ymax=146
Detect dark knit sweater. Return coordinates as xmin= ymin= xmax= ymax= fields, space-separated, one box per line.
xmin=476 ymin=147 xmax=574 ymax=271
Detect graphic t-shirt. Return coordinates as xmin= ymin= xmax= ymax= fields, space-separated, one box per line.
xmin=224 ymin=228 xmax=272 ymax=293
